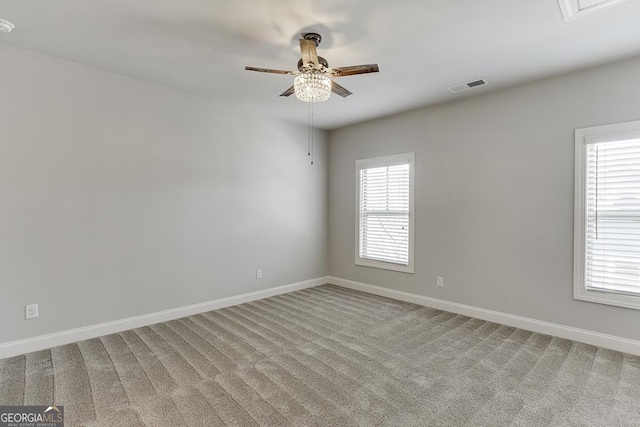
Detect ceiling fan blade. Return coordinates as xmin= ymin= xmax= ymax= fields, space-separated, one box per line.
xmin=330 ymin=64 xmax=379 ymax=77
xmin=331 ymin=81 xmax=353 ymax=98
xmin=279 ymin=86 xmax=295 ymax=97
xmin=300 ymin=39 xmax=320 ymax=69
xmin=245 ymin=66 xmax=294 ymax=75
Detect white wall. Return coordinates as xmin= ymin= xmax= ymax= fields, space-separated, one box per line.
xmin=3 ymin=39 xmax=639 ymax=349
xmin=0 ymin=43 xmax=328 ymax=344
xmin=329 ymin=56 xmax=640 ymax=342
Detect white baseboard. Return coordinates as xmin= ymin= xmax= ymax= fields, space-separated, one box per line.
xmin=328 ymin=276 xmax=640 ymax=356
xmin=0 ymin=277 xmax=329 ymax=359
xmin=6 ymin=275 xmax=638 ymax=359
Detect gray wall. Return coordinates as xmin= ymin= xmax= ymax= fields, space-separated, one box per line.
xmin=329 ymin=56 xmax=640 ymax=341
xmin=0 ymin=44 xmax=328 ymax=344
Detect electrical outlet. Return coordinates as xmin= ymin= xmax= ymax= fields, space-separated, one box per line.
xmin=25 ymin=304 xmax=39 ymax=319
xmin=437 ymin=276 xmax=444 ymax=287
xmin=256 ymin=269 xmax=263 ymax=279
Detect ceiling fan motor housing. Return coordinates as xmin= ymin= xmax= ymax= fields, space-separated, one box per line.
xmin=297 ymin=57 xmax=329 ymax=71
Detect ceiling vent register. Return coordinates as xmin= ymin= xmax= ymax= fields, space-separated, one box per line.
xmin=447 ymin=78 xmax=489 ymax=94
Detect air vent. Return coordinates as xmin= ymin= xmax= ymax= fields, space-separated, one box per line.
xmin=447 ymin=78 xmax=489 ymax=94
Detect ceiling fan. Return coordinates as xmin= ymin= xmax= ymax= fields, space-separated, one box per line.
xmin=245 ymin=33 xmax=379 ymax=102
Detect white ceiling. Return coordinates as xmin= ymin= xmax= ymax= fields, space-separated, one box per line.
xmin=1 ymin=0 xmax=639 ymax=130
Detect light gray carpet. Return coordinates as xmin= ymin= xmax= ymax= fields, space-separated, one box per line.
xmin=1 ymin=284 xmax=640 ymax=426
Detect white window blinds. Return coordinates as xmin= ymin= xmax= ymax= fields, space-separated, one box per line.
xmin=585 ymin=138 xmax=640 ymax=296
xmin=358 ymin=163 xmax=410 ymax=265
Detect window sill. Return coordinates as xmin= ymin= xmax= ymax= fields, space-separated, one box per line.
xmin=355 ymin=258 xmax=414 ymax=274
xmin=574 ymin=287 xmax=640 ymax=311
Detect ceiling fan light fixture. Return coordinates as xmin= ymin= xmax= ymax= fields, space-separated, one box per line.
xmin=294 ymin=71 xmax=331 ymax=103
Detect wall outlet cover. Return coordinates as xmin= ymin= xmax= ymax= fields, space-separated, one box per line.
xmin=26 ymin=304 xmax=39 ymax=319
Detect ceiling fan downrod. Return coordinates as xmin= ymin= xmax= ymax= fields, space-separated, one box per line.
xmin=302 ymin=32 xmax=322 ymax=47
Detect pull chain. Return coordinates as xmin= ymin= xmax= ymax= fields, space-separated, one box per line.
xmin=308 ymin=102 xmax=314 ymax=165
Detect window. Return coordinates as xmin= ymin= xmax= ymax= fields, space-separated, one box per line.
xmin=557 ymin=0 xmax=626 ymax=21
xmin=355 ymin=153 xmax=415 ymax=273
xmin=574 ymin=120 xmax=640 ymax=310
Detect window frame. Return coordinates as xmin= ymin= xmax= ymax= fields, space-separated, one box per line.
xmin=574 ymin=119 xmax=640 ymax=310
xmin=557 ymin=0 xmax=627 ymax=21
xmin=355 ymin=152 xmax=415 ymax=274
